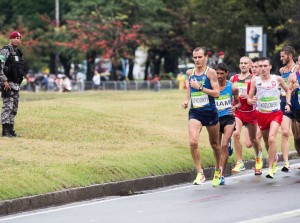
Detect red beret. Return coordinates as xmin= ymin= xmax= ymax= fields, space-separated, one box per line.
xmin=218 ymin=51 xmax=224 ymax=56
xmin=9 ymin=31 xmax=21 ymax=39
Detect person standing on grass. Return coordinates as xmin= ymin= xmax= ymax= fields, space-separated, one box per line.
xmin=278 ymin=46 xmax=297 ymax=172
xmin=230 ymin=56 xmax=263 ymax=176
xmin=215 ymin=63 xmax=240 ymax=185
xmin=182 ymin=47 xmax=222 ymax=187
xmin=0 ymin=31 xmax=26 ymax=137
xmin=248 ymin=57 xmax=291 ymax=179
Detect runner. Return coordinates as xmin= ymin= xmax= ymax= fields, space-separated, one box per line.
xmin=215 ymin=63 xmax=240 ymax=185
xmin=182 ymin=47 xmax=222 ymax=187
xmin=279 ymin=46 xmax=297 ymax=172
xmin=243 ymin=57 xmax=262 ymax=149
xmin=230 ymin=56 xmax=263 ymax=175
xmin=248 ymin=57 xmax=291 ymax=179
xmin=288 ymin=58 xmax=300 ymax=169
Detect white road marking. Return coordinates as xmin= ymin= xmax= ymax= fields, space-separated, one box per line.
xmin=237 ymin=208 xmax=300 ymax=223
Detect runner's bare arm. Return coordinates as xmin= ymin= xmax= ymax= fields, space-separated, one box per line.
xmin=205 ymin=69 xmax=220 ymax=98
xmin=232 ymin=84 xmax=241 ymax=111
xmin=287 ymin=72 xmax=298 ymax=92
xmin=182 ymin=69 xmax=191 ymax=109
xmin=278 ymin=76 xmax=291 ymax=112
xmin=247 ymin=77 xmax=257 ymax=105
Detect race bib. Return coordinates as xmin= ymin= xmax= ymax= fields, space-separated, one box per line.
xmin=215 ymin=94 xmax=231 ymax=110
xmin=259 ymin=96 xmax=279 ymax=112
xmin=235 ymin=82 xmax=247 ymax=96
xmin=191 ymin=92 xmax=209 ymax=108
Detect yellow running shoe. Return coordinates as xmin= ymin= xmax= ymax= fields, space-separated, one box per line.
xmin=266 ymin=168 xmax=274 ymax=179
xmin=272 ymin=154 xmax=278 ymax=174
xmin=212 ymin=169 xmax=222 ymax=187
xmin=193 ymin=172 xmax=206 ymax=185
xmin=232 ymin=161 xmax=245 ymax=173
xmin=281 ymin=162 xmax=290 ymax=172
xmin=255 ymin=152 xmax=263 ymax=175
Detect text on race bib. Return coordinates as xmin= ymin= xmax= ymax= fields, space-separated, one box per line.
xmin=215 ymin=94 xmax=231 ymax=110
xmin=235 ymin=82 xmax=247 ymax=96
xmin=259 ymin=96 xmax=279 ymax=112
xmin=191 ymin=92 xmax=209 ymax=108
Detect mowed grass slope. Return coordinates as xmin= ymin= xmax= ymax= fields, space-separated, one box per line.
xmin=0 ymin=90 xmax=295 ymax=200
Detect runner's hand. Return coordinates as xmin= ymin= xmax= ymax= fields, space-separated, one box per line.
xmin=285 ymin=104 xmax=290 ymax=113
xmin=182 ymin=100 xmax=189 ymax=109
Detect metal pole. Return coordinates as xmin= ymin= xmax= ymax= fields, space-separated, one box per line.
xmin=55 ymin=0 xmax=60 ymax=75
xmin=263 ymin=34 xmax=267 ymax=57
xmin=55 ymin=0 xmax=60 ymax=27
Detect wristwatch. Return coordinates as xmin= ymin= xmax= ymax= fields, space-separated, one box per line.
xmin=199 ymin=84 xmax=203 ymax=91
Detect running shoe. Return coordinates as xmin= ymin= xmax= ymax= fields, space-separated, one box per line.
xmin=254 ymin=152 xmax=263 ymax=175
xmin=193 ymin=172 xmax=206 ymax=185
xmin=228 ymin=138 xmax=233 ymax=156
xmin=266 ymin=168 xmax=274 ymax=179
xmin=272 ymin=154 xmax=278 ymax=174
xmin=281 ymin=162 xmax=290 ymax=172
xmin=232 ymin=161 xmax=245 ymax=173
xmin=212 ymin=168 xmax=222 ymax=187
xmin=220 ymin=176 xmax=225 ymax=185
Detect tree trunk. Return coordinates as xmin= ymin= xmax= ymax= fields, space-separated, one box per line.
xmin=150 ymin=49 xmax=163 ymax=76
xmin=127 ymin=57 xmax=134 ymax=80
xmin=59 ymin=55 xmax=71 ymax=78
xmin=86 ymin=50 xmax=97 ymax=81
xmin=49 ymin=53 xmax=56 ymax=75
xmin=163 ymin=51 xmax=178 ymax=75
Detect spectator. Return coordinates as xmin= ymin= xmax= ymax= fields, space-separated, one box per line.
xmin=93 ymin=72 xmax=101 ymax=90
xmin=153 ymin=74 xmax=160 ymax=91
xmin=217 ymin=51 xmax=225 ymax=64
xmin=177 ymin=72 xmax=185 ymax=90
xmin=76 ymin=70 xmax=85 ymax=92
xmin=62 ymin=75 xmax=72 ymax=92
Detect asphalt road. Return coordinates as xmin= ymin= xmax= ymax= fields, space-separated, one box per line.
xmin=0 ymin=162 xmax=300 ymax=223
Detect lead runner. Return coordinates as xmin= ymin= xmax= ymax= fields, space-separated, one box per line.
xmin=182 ymin=47 xmax=222 ymax=187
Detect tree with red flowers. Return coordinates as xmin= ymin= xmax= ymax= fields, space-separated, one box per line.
xmin=56 ymin=9 xmax=143 ymax=80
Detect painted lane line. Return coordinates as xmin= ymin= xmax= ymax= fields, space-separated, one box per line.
xmin=237 ymin=208 xmax=300 ymax=223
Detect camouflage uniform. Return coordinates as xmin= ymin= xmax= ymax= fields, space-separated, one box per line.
xmin=0 ymin=37 xmax=24 ymax=137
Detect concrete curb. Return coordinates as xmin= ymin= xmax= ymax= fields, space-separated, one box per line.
xmin=0 ymin=151 xmax=298 ymax=216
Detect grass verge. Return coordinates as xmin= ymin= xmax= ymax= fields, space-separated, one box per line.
xmin=0 ymin=90 xmax=295 ymax=200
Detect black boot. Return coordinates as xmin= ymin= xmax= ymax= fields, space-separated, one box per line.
xmin=2 ymin=124 xmax=13 ymax=137
xmin=9 ymin=124 xmax=17 ymax=137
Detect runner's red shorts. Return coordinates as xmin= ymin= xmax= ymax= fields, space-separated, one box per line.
xmin=235 ymin=110 xmax=257 ymax=125
xmin=257 ymin=110 xmax=283 ymax=130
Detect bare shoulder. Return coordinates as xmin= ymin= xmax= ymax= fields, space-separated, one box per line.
xmin=186 ymin=69 xmax=193 ymax=76
xmin=207 ymin=67 xmax=217 ymax=78
xmin=276 ymin=75 xmax=284 ymax=81
xmin=231 ymin=82 xmax=239 ymax=93
xmin=279 ymin=67 xmax=284 ymax=74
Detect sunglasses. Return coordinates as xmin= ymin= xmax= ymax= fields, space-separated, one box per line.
xmin=216 ymin=72 xmax=226 ymax=74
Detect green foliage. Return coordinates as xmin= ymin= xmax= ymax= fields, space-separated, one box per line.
xmin=0 ymin=0 xmax=299 ymax=74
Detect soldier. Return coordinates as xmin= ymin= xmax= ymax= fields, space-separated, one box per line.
xmin=0 ymin=31 xmax=26 ymax=137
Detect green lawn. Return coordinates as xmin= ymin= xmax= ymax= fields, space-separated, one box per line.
xmin=0 ymin=90 xmax=295 ymax=200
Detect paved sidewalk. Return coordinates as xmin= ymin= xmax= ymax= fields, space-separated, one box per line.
xmin=0 ymin=151 xmax=298 ymax=216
